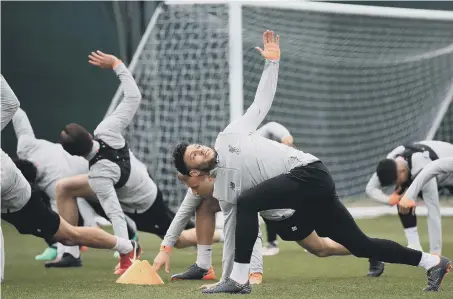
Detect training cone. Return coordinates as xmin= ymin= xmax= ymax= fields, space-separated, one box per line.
xmin=116 ymin=260 xmax=164 ymax=285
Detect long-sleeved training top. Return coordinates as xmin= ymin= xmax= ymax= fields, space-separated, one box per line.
xmin=85 ymin=63 xmax=157 ymax=240
xmin=211 ymin=60 xmax=319 ymax=279
xmin=365 ymin=140 xmax=453 ymax=205
xmin=1 ymin=75 xmax=31 ymax=213
xmin=404 ymin=157 xmax=453 ymax=201
xmin=255 ymin=122 xmax=291 ymax=141
xmin=12 ymin=108 xmax=89 ymax=210
xmin=1 ymin=75 xmax=20 ymax=131
xmin=161 ymin=121 xmax=295 ymax=248
xmin=365 ymin=140 xmax=453 ymax=253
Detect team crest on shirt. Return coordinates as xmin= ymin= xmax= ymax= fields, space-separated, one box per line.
xmin=228 ymin=145 xmax=240 ymax=154
xmin=230 ymin=182 xmax=236 ymax=190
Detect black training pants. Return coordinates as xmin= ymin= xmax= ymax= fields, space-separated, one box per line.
xmin=234 ymin=161 xmax=422 ymax=267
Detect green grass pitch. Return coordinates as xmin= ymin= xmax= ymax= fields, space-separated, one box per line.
xmin=2 ymin=216 xmax=452 ymax=299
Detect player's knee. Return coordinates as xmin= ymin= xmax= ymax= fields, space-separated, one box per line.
xmin=197 ymin=197 xmax=220 ymax=215
xmin=174 ymin=235 xmax=188 ymax=249
xmin=55 ymin=178 xmax=71 ymax=199
xmin=236 ymin=194 xmax=259 ymax=214
xmin=206 ymin=197 xmax=221 ymax=214
xmin=301 ymin=243 xmax=330 ymax=257
xmin=311 ymin=247 xmax=330 ymax=257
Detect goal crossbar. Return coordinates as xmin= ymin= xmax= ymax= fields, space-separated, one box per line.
xmin=165 ymin=0 xmax=453 ymax=21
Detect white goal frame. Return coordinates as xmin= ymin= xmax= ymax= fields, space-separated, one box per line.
xmin=105 ymin=0 xmax=453 ymax=140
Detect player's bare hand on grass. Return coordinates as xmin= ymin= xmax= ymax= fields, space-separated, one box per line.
xmin=398 ymin=196 xmax=416 ymax=215
xmin=256 ymin=30 xmax=280 ymax=61
xmin=88 ymin=50 xmax=121 ymax=69
xmin=199 ymin=282 xmax=220 ymax=290
xmin=152 ymin=251 xmax=170 ymax=273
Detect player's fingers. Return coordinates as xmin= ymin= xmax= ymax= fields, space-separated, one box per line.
xmin=88 ymin=60 xmax=100 ymax=66
xmin=88 ymin=55 xmax=100 ymax=62
xmin=97 ymin=50 xmax=106 ymax=56
xmin=276 ymin=34 xmax=280 ymax=44
xmin=153 ymin=262 xmax=162 ymax=272
xmin=269 ymin=30 xmax=274 ymax=43
xmin=255 ymin=47 xmax=264 ymax=56
xmin=262 ymin=31 xmax=267 ymax=45
xmin=91 ymin=51 xmax=103 ymax=60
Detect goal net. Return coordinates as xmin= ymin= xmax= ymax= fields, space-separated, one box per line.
xmin=107 ymin=2 xmax=453 ymax=210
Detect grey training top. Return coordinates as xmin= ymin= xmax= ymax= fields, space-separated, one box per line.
xmin=1 ymin=75 xmax=31 ymax=212
xmin=13 ymin=108 xmax=88 ymax=209
xmin=85 ymin=63 xmax=158 ymax=240
xmin=212 ymin=60 xmax=318 ymax=279
xmin=404 ymin=157 xmax=453 ymax=201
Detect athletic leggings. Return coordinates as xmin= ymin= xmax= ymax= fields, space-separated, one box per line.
xmin=265 ymin=222 xmax=278 ymax=244
xmin=234 ymin=161 xmax=422 ymax=267
xmin=398 ymin=208 xmax=417 ymax=228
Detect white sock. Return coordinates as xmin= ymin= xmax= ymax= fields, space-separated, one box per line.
xmin=114 ymin=237 xmax=133 ymax=254
xmin=196 ymin=245 xmax=212 ymax=270
xmin=418 ymin=252 xmax=440 ymax=271
xmin=404 ymin=227 xmax=422 ymax=249
xmin=56 ymin=243 xmax=65 ymax=258
xmin=64 ymin=246 xmax=80 ymax=258
xmin=230 ymin=262 xmax=250 ymax=284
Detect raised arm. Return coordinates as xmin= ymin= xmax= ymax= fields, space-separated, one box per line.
xmin=403 ymin=157 xmax=453 ymax=201
xmin=1 ymin=75 xmax=20 ymax=131
xmin=12 ymin=108 xmax=35 ymax=139
xmin=224 ymin=31 xmax=280 ymax=134
xmin=12 ymin=108 xmax=37 ymax=158
xmin=89 ymin=51 xmax=142 ymax=134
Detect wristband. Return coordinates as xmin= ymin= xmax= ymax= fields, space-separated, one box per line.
xmin=160 ymin=245 xmax=172 ymax=253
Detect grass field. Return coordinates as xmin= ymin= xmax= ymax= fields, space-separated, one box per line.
xmin=2 ymin=216 xmax=453 ymax=299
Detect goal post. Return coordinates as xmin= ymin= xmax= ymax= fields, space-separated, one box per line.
xmin=105 ymin=1 xmax=453 ymax=210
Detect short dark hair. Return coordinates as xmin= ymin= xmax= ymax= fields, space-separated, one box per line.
xmin=13 ymin=158 xmax=38 ymax=183
xmin=173 ymin=142 xmax=190 ymax=176
xmin=60 ymin=123 xmax=93 ymax=156
xmin=376 ymin=158 xmax=397 ymax=186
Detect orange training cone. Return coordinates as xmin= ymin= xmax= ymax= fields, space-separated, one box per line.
xmin=116 ymin=260 xmax=164 ymax=285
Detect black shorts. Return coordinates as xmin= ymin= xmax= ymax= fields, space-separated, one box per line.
xmin=263 ymin=210 xmax=312 ymax=242
xmin=2 ymin=190 xmax=60 ymax=240
xmin=125 ymin=188 xmax=195 ymax=239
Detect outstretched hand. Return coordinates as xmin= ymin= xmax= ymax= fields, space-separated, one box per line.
xmin=152 ymin=251 xmax=171 ymax=273
xmin=88 ymin=50 xmax=121 ymax=69
xmin=255 ymin=30 xmax=280 ymax=61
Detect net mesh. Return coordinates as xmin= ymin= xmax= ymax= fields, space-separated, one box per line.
xmin=114 ymin=4 xmax=453 ymax=208
xmin=121 ymin=5 xmax=229 ymax=209
xmin=435 ymin=102 xmax=453 ymax=143
xmin=241 ymin=6 xmax=453 ymax=199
